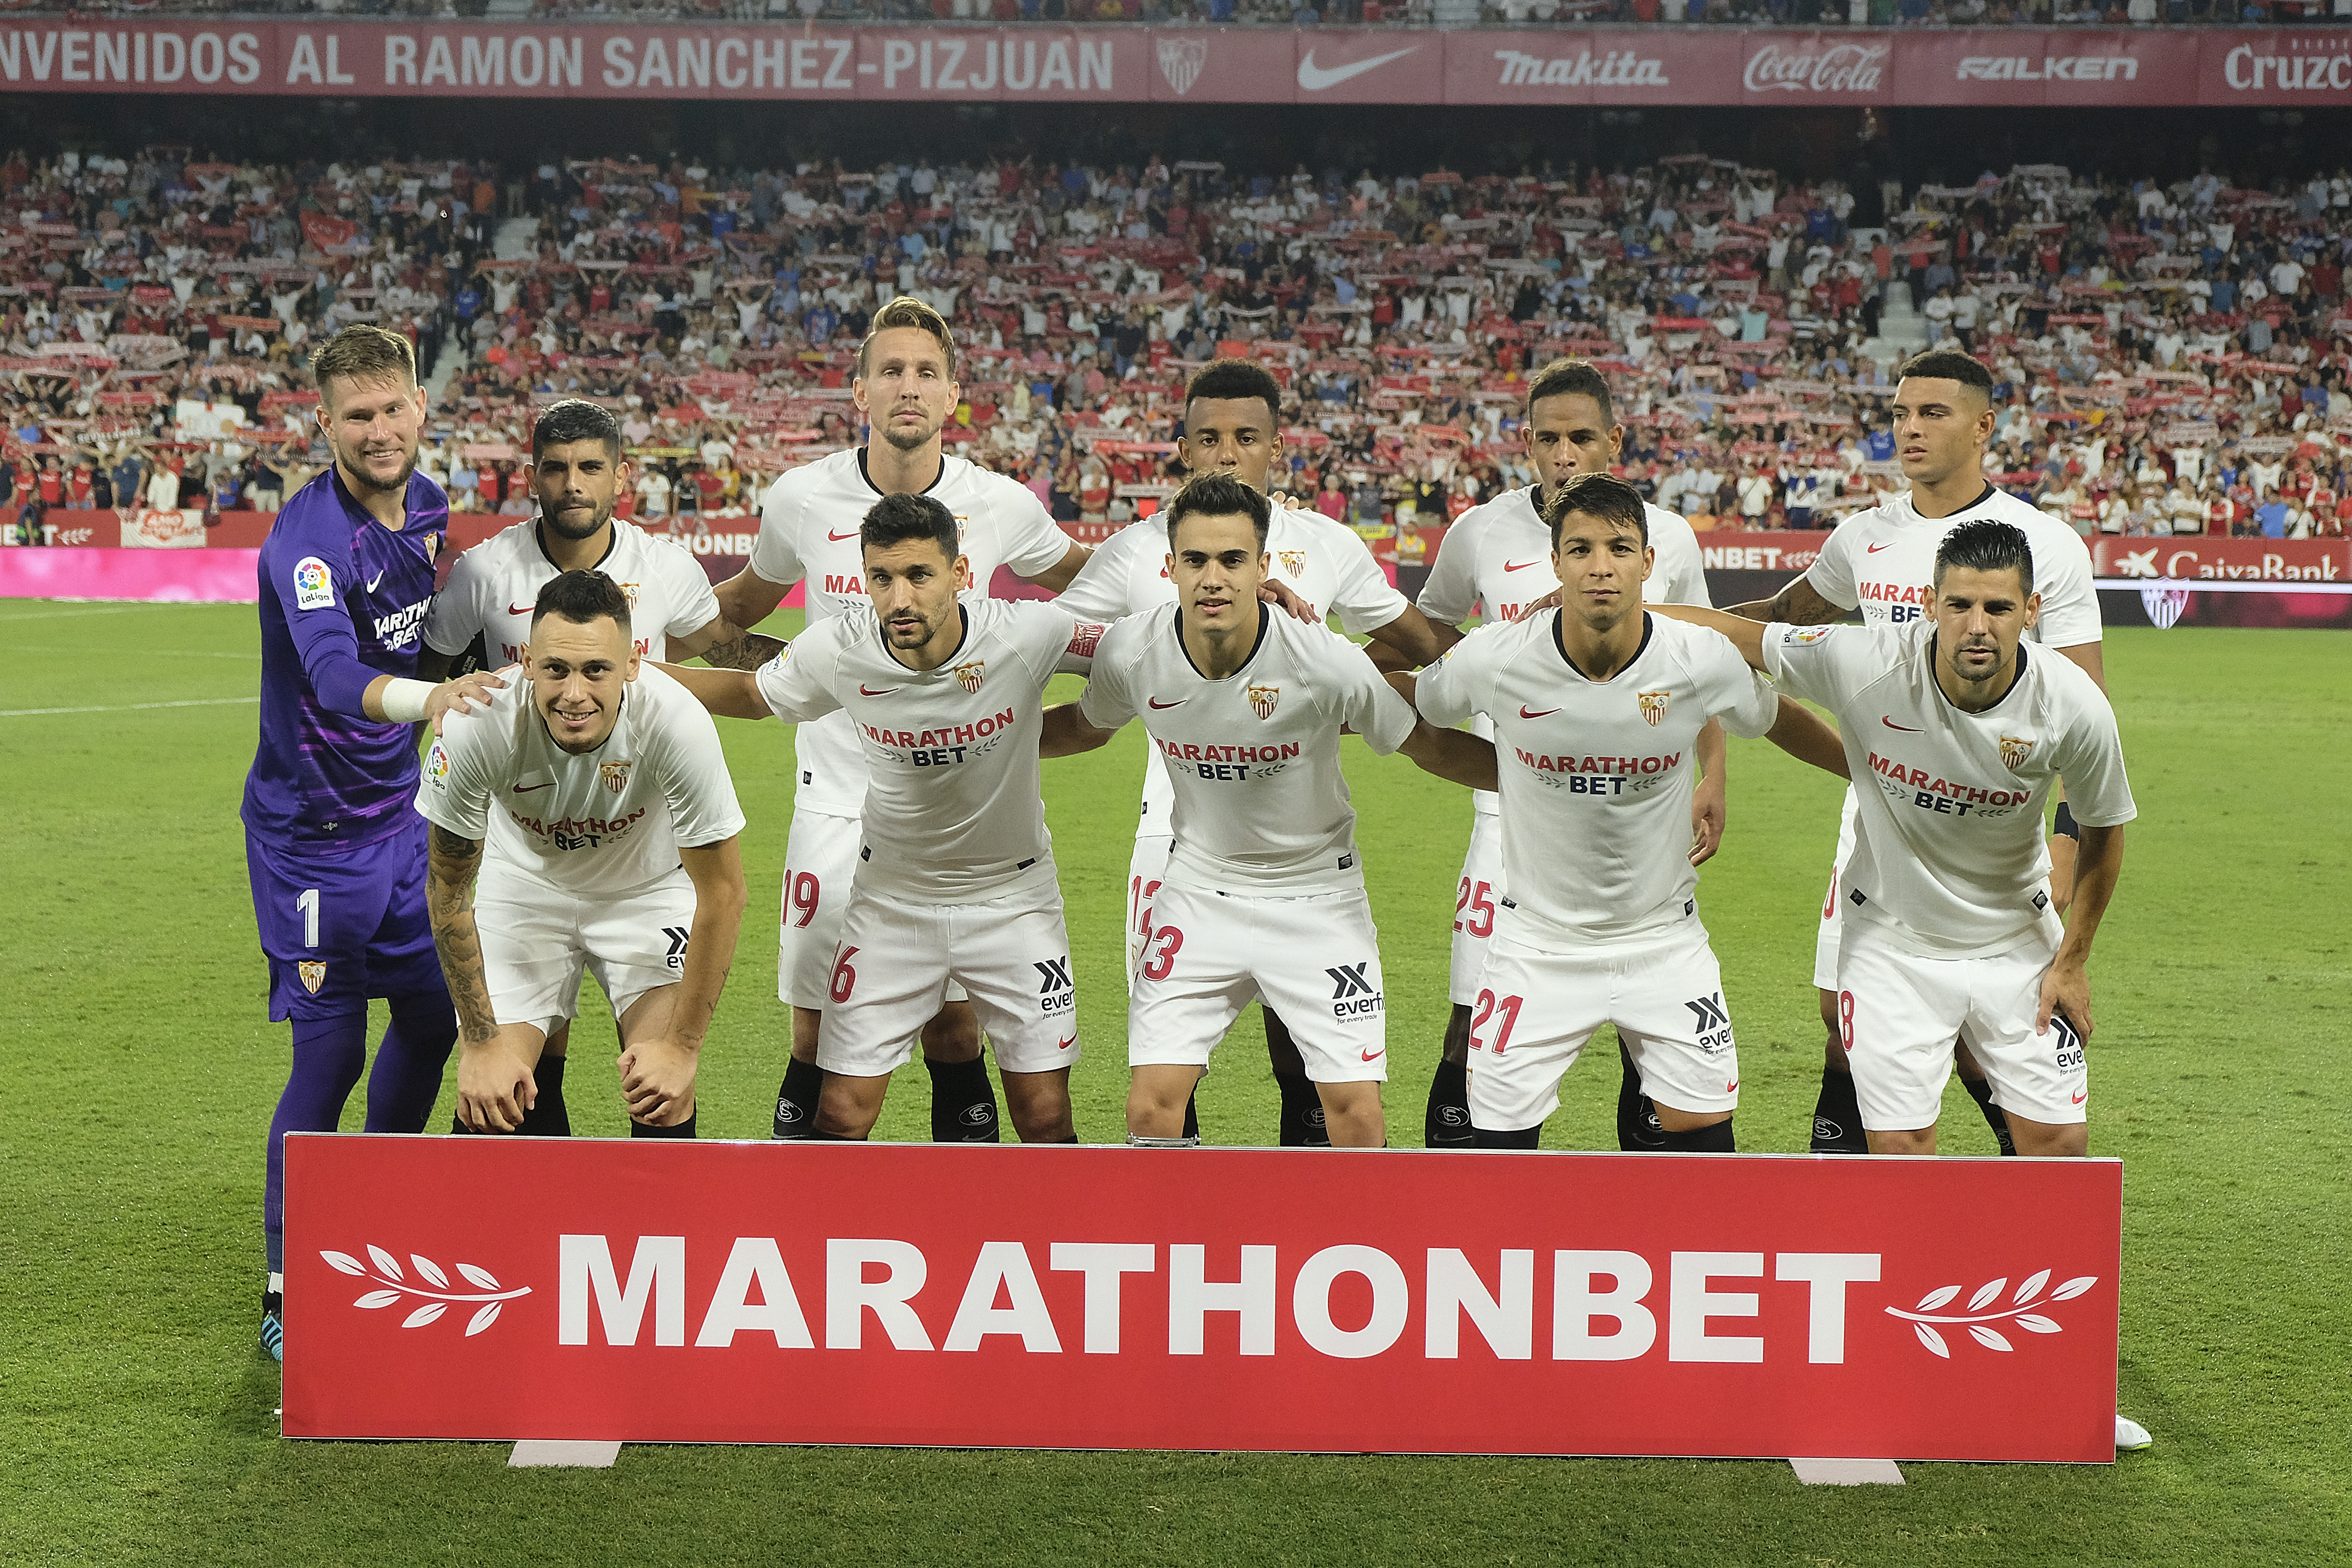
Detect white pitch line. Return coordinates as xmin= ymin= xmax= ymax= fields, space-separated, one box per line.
xmin=0 ymin=605 xmax=142 ymax=621
xmin=0 ymin=696 xmax=258 ymax=717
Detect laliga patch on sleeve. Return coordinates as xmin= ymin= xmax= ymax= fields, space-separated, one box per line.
xmin=425 ymin=741 xmax=450 ymax=786
xmin=292 ymin=556 xmax=335 ymax=611
xmin=1786 ymin=625 xmax=1836 ymax=645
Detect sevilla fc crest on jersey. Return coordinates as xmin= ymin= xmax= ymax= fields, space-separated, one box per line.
xmin=617 ymin=581 xmax=641 ymax=609
xmin=298 ymin=960 xmax=327 ymax=995
xmin=1638 ymin=690 xmax=1671 ymax=727
xmin=1998 ymin=735 xmax=2035 ymax=771
xmin=599 ymin=760 xmax=633 ymax=794
xmin=1247 ymin=682 xmax=1281 ymax=720
xmin=1278 ymin=550 xmax=1307 ymax=578
xmin=955 ymin=660 xmax=987 ymax=695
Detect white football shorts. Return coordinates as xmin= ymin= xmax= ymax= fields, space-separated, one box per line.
xmin=1127 ymin=880 xmax=1389 ymax=1084
xmin=1811 ymin=788 xmax=1861 ymax=993
xmin=1467 ymin=914 xmax=1740 ymax=1133
xmin=1449 ymin=807 xmax=1502 ymax=1007
xmin=1835 ymin=917 xmax=2085 ymax=1131
xmin=476 ymin=865 xmax=697 ymax=1035
xmin=1124 ymin=833 xmax=1173 ymax=995
xmin=815 ymin=875 xmax=1078 ymax=1077
xmin=779 ymin=804 xmax=964 ymax=1010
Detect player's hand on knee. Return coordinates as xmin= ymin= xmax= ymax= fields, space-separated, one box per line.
xmin=458 ymin=1040 xmax=536 ymax=1132
xmin=618 ymin=1038 xmax=698 ymax=1125
xmin=2035 ymin=962 xmax=2093 ymax=1040
xmin=426 ymin=669 xmax=509 ymax=736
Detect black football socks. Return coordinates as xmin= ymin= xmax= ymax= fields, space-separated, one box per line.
xmin=1425 ymin=1058 xmax=1474 ymax=1148
xmin=1810 ymin=1064 xmax=1869 ymax=1153
xmin=1616 ymin=1041 xmax=1666 ymax=1151
xmin=773 ymin=1056 xmax=822 ymax=1140
xmin=926 ymin=1054 xmax=1001 ymax=1143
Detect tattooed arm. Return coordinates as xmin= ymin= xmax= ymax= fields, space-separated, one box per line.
xmin=668 ymin=612 xmax=786 ymax=670
xmin=1727 ymin=573 xmax=1846 ymax=625
xmin=426 ymin=822 xmax=537 ymax=1131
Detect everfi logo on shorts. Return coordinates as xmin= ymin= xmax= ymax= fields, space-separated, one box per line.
xmin=1327 ymin=963 xmax=1383 ymax=1020
xmin=1035 ymin=957 xmax=1075 ymax=1016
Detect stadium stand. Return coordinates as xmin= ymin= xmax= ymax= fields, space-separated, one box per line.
xmin=3 ymin=146 xmax=2346 ymax=546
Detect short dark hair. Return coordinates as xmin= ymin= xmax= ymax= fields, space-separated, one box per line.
xmin=861 ymin=491 xmax=960 ymax=561
xmin=1526 ymin=357 xmax=1614 ymax=424
xmin=532 ymin=569 xmax=633 ymax=632
xmin=1184 ymin=358 xmax=1283 ymax=426
xmin=1934 ymin=519 xmax=2035 ymax=595
xmin=310 ymin=324 xmax=416 ymax=407
xmin=1543 ymin=472 xmax=1648 ymax=549
xmin=532 ymin=399 xmax=622 ymax=461
xmin=1162 ymin=471 xmax=1271 ymax=548
xmin=1898 ymin=349 xmax=1997 ymax=403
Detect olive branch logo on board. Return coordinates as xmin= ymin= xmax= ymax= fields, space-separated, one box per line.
xmin=322 ymin=1244 xmax=533 ymax=1337
xmin=1884 ymin=1268 xmax=2097 ymax=1357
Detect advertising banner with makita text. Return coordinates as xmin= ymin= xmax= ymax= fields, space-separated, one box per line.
xmin=0 ymin=23 xmax=2340 ymax=106
xmin=284 ymin=1135 xmax=2121 ymax=1460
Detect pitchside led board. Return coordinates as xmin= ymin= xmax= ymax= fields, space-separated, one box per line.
xmin=283 ymin=1137 xmax=2121 ymax=1463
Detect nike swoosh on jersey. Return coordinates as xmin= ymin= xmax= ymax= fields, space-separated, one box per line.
xmin=507 ymin=602 xmax=535 ymax=615
xmin=1865 ymin=542 xmax=1895 ymax=553
xmin=827 ymin=528 xmax=860 ymax=542
xmin=859 ymin=685 xmax=899 ymax=697
xmin=1503 ymin=559 xmax=1543 ymax=572
xmin=1881 ymin=716 xmax=1922 ymax=732
xmin=1519 ymin=705 xmax=1561 ymax=719
xmin=1297 ymin=45 xmax=1416 ymax=91
xmin=1147 ymin=697 xmax=1188 ymax=709
xmin=512 ymin=782 xmax=554 ymax=793
xmin=365 ymin=571 xmax=387 ymax=591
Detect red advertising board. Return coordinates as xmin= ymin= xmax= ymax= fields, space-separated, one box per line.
xmin=284 ymin=1135 xmax=2121 ymax=1461
xmin=0 ymin=22 xmax=2341 ymax=106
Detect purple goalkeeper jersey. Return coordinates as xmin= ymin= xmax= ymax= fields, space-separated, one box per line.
xmin=241 ymin=466 xmax=450 ymax=848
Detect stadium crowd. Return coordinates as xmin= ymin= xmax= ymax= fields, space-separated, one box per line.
xmin=4 ymin=143 xmax=2349 ymax=547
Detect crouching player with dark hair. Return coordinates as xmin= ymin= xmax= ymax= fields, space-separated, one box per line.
xmin=418 ymin=569 xmax=748 ymax=1137
xmin=1406 ymin=474 xmax=1851 ymax=1150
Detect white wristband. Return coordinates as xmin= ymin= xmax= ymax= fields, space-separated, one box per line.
xmin=380 ymin=677 xmax=436 ymax=724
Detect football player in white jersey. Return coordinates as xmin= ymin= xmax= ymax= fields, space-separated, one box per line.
xmin=1730 ymin=351 xmax=2105 ymax=1156
xmin=1397 ymin=357 xmax=1721 ymax=1153
xmin=417 ymin=570 xmax=749 ymax=1138
xmin=1041 ymin=474 xmax=1494 ymax=1149
xmin=666 ymin=494 xmax=1102 ymax=1143
xmin=1410 ymin=475 xmax=1849 ymax=1150
xmin=1055 ymin=358 xmax=1446 ymax=1147
xmin=418 ymin=400 xmax=763 ymax=1132
xmin=711 ymin=298 xmax=1092 ymax=1145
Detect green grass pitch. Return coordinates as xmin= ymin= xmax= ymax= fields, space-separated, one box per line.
xmin=1 ymin=600 xmax=2346 ymax=1567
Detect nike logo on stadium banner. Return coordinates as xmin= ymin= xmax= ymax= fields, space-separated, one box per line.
xmin=507 ymin=603 xmax=535 ymax=615
xmin=827 ymin=528 xmax=860 ymax=542
xmin=1361 ymin=1047 xmax=1385 ymax=1062
xmin=1148 ymin=697 xmax=1188 ymax=709
xmin=365 ymin=571 xmax=386 ymax=592
xmin=1503 ymin=559 xmax=1542 ymax=572
xmin=1881 ymin=716 xmax=1922 ymax=732
xmin=512 ymin=782 xmax=554 ymax=793
xmin=1058 ymin=1035 xmax=1077 ymax=1051
xmin=1866 ymin=542 xmax=1894 ymax=553
xmin=1297 ymin=46 xmax=1416 ymax=91
xmin=1519 ymin=705 xmax=1561 ymax=719
xmin=859 ymin=685 xmax=899 ymax=697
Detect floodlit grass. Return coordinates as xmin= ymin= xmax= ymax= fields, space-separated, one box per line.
xmin=1 ymin=602 xmax=2345 ymax=1566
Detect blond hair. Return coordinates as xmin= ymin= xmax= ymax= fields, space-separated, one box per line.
xmin=310 ymin=324 xmax=416 ymax=408
xmin=856 ymin=296 xmax=957 ymax=380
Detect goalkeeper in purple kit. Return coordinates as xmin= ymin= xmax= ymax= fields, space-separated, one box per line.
xmin=242 ymin=325 xmax=499 ymax=1361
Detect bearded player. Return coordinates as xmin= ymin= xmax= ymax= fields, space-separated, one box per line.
xmin=713 ymin=298 xmax=1091 ymax=1145
xmin=416 ymin=398 xmax=763 ymax=1131
xmin=1054 ymin=358 xmax=1445 ymax=1146
xmin=1397 ymin=357 xmax=1719 ymax=1151
xmin=1042 ymin=473 xmax=1493 ymax=1148
xmin=1730 ymin=350 xmax=2103 ymax=1156
xmin=242 ymin=324 xmax=499 ymax=1362
xmin=419 ymin=570 xmax=747 ymax=1138
xmin=1655 ymin=518 xmax=2149 ymax=1452
xmin=1408 ymin=474 xmax=1847 ymax=1150
xmin=668 ymin=494 xmax=1103 ymax=1142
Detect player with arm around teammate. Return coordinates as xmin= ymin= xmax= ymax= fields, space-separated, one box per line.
xmin=1040 ymin=474 xmax=1496 ymax=1149
xmin=710 ymin=297 xmax=1092 ymax=1146
xmin=1393 ymin=357 xmax=1725 ymax=1152
xmin=1053 ymin=357 xmax=1446 ymax=1147
xmin=1408 ymin=474 xmax=1851 ymax=1151
xmin=414 ymin=399 xmax=765 ymax=1129
xmin=242 ymin=324 xmax=501 ymax=1362
xmin=663 ymin=493 xmax=1103 ymax=1144
xmin=418 ymin=570 xmax=748 ymax=1138
xmin=1729 ymin=350 xmax=2106 ymax=1156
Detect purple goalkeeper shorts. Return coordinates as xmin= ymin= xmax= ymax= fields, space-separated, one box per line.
xmin=245 ymin=812 xmax=445 ymax=1022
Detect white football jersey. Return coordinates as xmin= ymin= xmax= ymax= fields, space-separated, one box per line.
xmin=1079 ymin=606 xmax=1417 ymax=896
xmin=1764 ymin=620 xmax=2135 ymax=959
xmin=416 ymin=663 xmax=747 ymax=900
xmin=1802 ymin=485 xmax=2102 ymax=648
xmin=750 ymin=447 xmax=1075 ymax=815
xmin=1418 ymin=487 xmax=1713 ymax=820
xmin=755 ymin=598 xmax=1098 ymax=902
xmin=422 ymin=518 xmax=719 ymax=666
xmin=1415 ymin=612 xmax=1779 ymax=947
xmin=1056 ymin=504 xmax=1410 ymax=840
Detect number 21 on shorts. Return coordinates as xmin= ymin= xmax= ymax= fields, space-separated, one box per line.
xmin=1470 ymin=989 xmax=1522 ymax=1055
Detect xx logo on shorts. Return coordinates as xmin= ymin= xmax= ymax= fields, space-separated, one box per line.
xmin=1327 ymin=963 xmax=1383 ymax=1021
xmin=662 ymin=926 xmax=690 ymax=971
xmin=1685 ymin=992 xmax=1733 ymax=1053
xmin=1036 ymin=955 xmax=1075 ymax=1016
xmin=1034 ymin=958 xmax=1072 ymax=994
